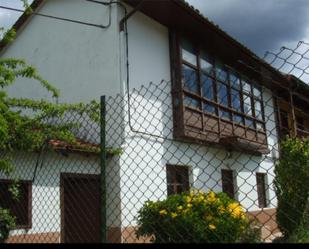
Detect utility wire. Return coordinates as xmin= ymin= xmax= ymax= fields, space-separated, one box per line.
xmin=0 ymin=5 xmax=110 ymax=29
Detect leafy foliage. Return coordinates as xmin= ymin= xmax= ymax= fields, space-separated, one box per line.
xmin=0 ymin=208 xmax=16 ymax=243
xmin=274 ymin=137 xmax=309 ymax=239
xmin=136 ymin=190 xmax=261 ymax=243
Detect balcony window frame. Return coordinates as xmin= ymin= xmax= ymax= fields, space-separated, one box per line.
xmin=171 ymin=32 xmax=268 ymax=153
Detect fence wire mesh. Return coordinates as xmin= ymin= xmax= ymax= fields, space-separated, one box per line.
xmin=0 ymin=41 xmax=308 ymax=244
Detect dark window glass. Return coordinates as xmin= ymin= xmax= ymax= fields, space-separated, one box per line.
xmin=181 ymin=38 xmax=197 ymax=66
xmin=233 ymin=114 xmax=243 ymax=124
xmin=253 ymin=85 xmax=262 ymax=98
xmin=0 ymin=180 xmax=32 ymax=228
xmin=219 ymin=109 xmax=231 ymax=120
xmin=203 ymin=102 xmax=216 ymax=114
xmin=242 ymin=78 xmax=251 ymax=94
xmin=201 ymin=74 xmax=214 ymax=100
xmin=184 ymin=96 xmax=200 ymax=109
xmin=296 ymin=116 xmax=305 ymax=131
xmin=221 ymin=170 xmax=235 ymax=199
xmin=256 ymin=173 xmax=267 ymax=208
xmin=182 ymin=64 xmax=199 ymax=94
xmin=231 ymin=89 xmax=241 ymax=112
xmin=243 ymin=94 xmax=252 ymax=116
xmin=279 ymin=109 xmax=289 ymax=138
xmin=217 ymin=83 xmax=229 ymax=106
xmin=216 ymin=62 xmax=228 ymax=83
xmin=200 ymin=50 xmax=214 ymax=75
xmin=245 ymin=118 xmax=254 ymax=128
xmin=166 ymin=165 xmax=190 ymax=196
xmin=230 ymin=72 xmax=241 ymax=89
xmin=255 ymin=100 xmax=263 ymax=120
xmin=256 ymin=122 xmax=264 ymax=131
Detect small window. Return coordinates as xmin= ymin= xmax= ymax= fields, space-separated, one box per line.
xmin=0 ymin=180 xmax=32 ymax=228
xmin=221 ymin=169 xmax=235 ymax=199
xmin=166 ymin=165 xmax=190 ymax=196
xmin=256 ymin=173 xmax=268 ymax=208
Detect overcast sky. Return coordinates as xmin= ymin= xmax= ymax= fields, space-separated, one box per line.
xmin=1 ymin=0 xmax=309 ymax=58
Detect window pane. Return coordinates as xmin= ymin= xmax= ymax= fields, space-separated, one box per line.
xmin=217 ymin=82 xmax=229 ymax=106
xmin=200 ymin=50 xmax=214 ymax=75
xmin=230 ymin=72 xmax=241 ymax=89
xmin=181 ymin=38 xmax=197 ymax=66
xmin=245 ymin=118 xmax=254 ymax=128
xmin=216 ymin=61 xmax=228 ymax=83
xmin=242 ymin=78 xmax=251 ymax=94
xmin=201 ymin=74 xmax=214 ymax=100
xmin=182 ymin=64 xmax=199 ymax=94
xmin=184 ymin=96 xmax=200 ymax=108
xmin=255 ymin=100 xmax=263 ymax=120
xmin=203 ymin=102 xmax=216 ymax=114
xmin=256 ymin=122 xmax=264 ymax=131
xmin=233 ymin=114 xmax=243 ymax=124
xmin=231 ymin=89 xmax=241 ymax=112
xmin=243 ymin=94 xmax=252 ymax=116
xmin=253 ymin=85 xmax=262 ymax=98
xmin=219 ymin=109 xmax=231 ymax=120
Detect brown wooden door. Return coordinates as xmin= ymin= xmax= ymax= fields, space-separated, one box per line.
xmin=61 ymin=173 xmax=101 ymax=243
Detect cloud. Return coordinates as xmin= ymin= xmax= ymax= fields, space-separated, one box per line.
xmin=187 ymin=0 xmax=309 ymax=57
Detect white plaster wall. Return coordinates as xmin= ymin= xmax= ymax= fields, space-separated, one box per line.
xmin=0 ymin=151 xmax=102 ymax=238
xmin=125 ymin=7 xmax=171 ymax=89
xmin=2 ymin=0 xmax=122 ymax=103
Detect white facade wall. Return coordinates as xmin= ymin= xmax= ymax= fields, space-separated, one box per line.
xmin=1 ymin=0 xmax=279 ymax=237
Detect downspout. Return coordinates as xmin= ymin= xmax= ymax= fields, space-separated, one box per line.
xmin=118 ymin=0 xmax=145 ymax=135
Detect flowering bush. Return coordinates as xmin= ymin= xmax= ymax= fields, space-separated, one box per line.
xmin=136 ymin=190 xmax=261 ymax=243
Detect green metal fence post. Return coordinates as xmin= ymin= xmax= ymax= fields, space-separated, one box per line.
xmin=100 ymin=95 xmax=107 ymax=243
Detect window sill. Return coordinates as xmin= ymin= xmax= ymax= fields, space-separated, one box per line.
xmin=219 ymin=136 xmax=270 ymax=156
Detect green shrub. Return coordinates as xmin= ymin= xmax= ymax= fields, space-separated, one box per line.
xmin=136 ymin=190 xmax=261 ymax=243
xmin=0 ymin=208 xmax=15 ymax=243
xmin=274 ymin=137 xmax=309 ymax=238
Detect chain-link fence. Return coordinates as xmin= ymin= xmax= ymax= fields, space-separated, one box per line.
xmin=1 ymin=41 xmax=308 ymax=244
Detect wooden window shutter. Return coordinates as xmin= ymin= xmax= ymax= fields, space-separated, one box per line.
xmin=256 ymin=173 xmax=267 ymax=208
xmin=221 ymin=169 xmax=235 ymax=199
xmin=166 ymin=165 xmax=190 ymax=196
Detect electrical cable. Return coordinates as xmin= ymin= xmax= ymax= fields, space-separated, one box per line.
xmin=0 ymin=5 xmax=111 ymax=29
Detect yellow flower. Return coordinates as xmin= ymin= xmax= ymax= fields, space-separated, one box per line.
xmin=207 ymin=191 xmax=216 ymax=202
xmin=159 ymin=209 xmax=168 ymax=216
xmin=177 ymin=205 xmax=183 ymax=211
xmin=197 ymin=195 xmax=205 ymax=202
xmin=187 ymin=203 xmax=192 ymax=208
xmin=171 ymin=212 xmax=177 ymax=218
xmin=186 ymin=196 xmax=192 ymax=203
xmin=228 ymin=203 xmax=244 ymax=218
xmin=218 ymin=205 xmax=225 ymax=214
xmin=209 ymin=224 xmax=216 ymax=230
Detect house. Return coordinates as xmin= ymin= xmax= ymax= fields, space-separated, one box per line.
xmin=0 ymin=0 xmax=308 ymax=243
